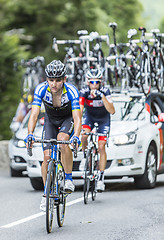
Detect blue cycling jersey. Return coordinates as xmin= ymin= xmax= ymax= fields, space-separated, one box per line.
xmin=32 ymin=81 xmax=80 ymax=120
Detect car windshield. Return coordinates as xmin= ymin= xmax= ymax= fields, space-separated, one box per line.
xmin=111 ymin=95 xmax=146 ymax=121
xmin=23 ymin=111 xmax=45 ymax=128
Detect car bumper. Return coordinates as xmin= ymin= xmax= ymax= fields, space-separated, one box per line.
xmin=8 ymin=140 xmax=27 ymax=170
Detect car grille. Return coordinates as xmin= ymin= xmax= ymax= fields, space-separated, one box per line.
xmin=73 ymin=160 xmax=112 ymax=171
xmin=38 ymin=160 xmax=112 ymax=170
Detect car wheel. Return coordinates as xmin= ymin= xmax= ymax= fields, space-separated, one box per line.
xmin=134 ymin=145 xmax=157 ymax=189
xmin=30 ymin=178 xmax=44 ymax=191
xmin=10 ymin=167 xmax=23 ymax=177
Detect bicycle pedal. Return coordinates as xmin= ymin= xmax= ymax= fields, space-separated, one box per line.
xmin=63 ymin=190 xmax=72 ymax=194
xmin=97 ymin=189 xmax=103 ymax=193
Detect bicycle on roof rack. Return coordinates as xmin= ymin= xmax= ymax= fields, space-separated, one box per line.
xmin=14 ymin=56 xmax=46 ymax=97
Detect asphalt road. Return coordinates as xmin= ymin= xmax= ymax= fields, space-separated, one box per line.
xmin=1 ymin=168 xmax=164 ymax=240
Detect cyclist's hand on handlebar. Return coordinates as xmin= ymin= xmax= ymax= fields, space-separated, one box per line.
xmin=24 ymin=134 xmax=35 ymax=156
xmin=70 ymin=136 xmax=81 ymax=147
xmin=70 ymin=136 xmax=81 ymax=158
xmin=24 ymin=134 xmax=35 ymax=148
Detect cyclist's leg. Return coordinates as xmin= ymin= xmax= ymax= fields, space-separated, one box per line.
xmin=98 ymin=139 xmax=107 ymax=172
xmin=97 ymin=116 xmax=110 ymax=170
xmin=81 ymin=113 xmax=93 ymax=152
xmin=42 ymin=115 xmax=58 ymax=187
xmin=97 ymin=118 xmax=110 ymax=191
xmin=57 ymin=117 xmax=75 ymax=192
xmin=57 ymin=131 xmax=72 ymax=173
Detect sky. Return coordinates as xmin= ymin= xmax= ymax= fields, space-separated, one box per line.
xmin=139 ymin=0 xmax=164 ymax=30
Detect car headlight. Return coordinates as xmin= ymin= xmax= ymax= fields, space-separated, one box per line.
xmin=14 ymin=138 xmax=26 ymax=148
xmin=112 ymin=132 xmax=136 ymax=145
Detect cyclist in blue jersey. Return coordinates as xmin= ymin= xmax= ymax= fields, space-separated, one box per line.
xmin=79 ymin=69 xmax=115 ymax=192
xmin=24 ymin=60 xmax=81 ymax=211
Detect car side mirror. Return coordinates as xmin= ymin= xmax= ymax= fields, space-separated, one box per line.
xmin=158 ymin=113 xmax=164 ymax=123
xmin=10 ymin=121 xmax=21 ymax=133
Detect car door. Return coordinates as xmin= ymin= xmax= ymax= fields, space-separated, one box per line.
xmin=150 ymin=93 xmax=164 ymax=172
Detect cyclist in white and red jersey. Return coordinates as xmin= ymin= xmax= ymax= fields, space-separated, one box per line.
xmin=24 ymin=60 xmax=81 ymax=211
xmin=79 ymin=69 xmax=115 ymax=192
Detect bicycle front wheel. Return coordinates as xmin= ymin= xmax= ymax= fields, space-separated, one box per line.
xmin=84 ymin=150 xmax=92 ymax=204
xmin=46 ymin=160 xmax=55 ymax=233
xmin=91 ymin=149 xmax=98 ymax=201
xmin=56 ymin=163 xmax=66 ymax=227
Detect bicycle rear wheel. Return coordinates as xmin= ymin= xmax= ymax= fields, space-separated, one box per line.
xmin=156 ymin=54 xmax=164 ymax=92
xmin=84 ymin=150 xmax=92 ymax=204
xmin=46 ymin=160 xmax=55 ymax=233
xmin=56 ymin=163 xmax=66 ymax=227
xmin=140 ymin=54 xmax=152 ymax=96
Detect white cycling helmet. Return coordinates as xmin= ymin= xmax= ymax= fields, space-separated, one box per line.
xmin=45 ymin=60 xmax=67 ymax=78
xmin=86 ymin=69 xmax=103 ymax=80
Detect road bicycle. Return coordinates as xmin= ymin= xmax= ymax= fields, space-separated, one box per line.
xmin=106 ymin=22 xmax=133 ymax=90
xmin=83 ymin=125 xmax=108 ymax=204
xmin=149 ymin=29 xmax=164 ymax=93
xmin=20 ymin=56 xmax=45 ymax=96
xmin=27 ymin=137 xmax=77 ymax=233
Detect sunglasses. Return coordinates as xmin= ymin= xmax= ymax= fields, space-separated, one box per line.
xmin=89 ymin=80 xmax=101 ymax=84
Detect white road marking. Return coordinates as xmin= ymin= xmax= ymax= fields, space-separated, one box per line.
xmin=0 ymin=195 xmax=90 ymax=229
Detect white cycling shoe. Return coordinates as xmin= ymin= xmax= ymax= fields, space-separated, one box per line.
xmin=40 ymin=196 xmax=46 ymax=212
xmin=96 ymin=180 xmax=105 ymax=192
xmin=64 ymin=179 xmax=75 ymax=193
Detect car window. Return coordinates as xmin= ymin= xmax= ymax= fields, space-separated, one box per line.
xmin=112 ymin=96 xmax=146 ymax=121
xmin=23 ymin=111 xmax=45 ymax=128
xmin=150 ymin=96 xmax=163 ymax=123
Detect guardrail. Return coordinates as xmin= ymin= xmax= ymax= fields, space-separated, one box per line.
xmin=0 ymin=141 xmax=9 ymax=169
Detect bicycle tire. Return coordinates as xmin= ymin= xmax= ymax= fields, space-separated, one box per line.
xmin=56 ymin=163 xmax=66 ymax=227
xmin=156 ymin=53 xmax=164 ymax=92
xmin=46 ymin=160 xmax=55 ymax=233
xmin=140 ymin=54 xmax=152 ymax=96
xmin=91 ymin=147 xmax=97 ymax=201
xmin=91 ymin=179 xmax=96 ymax=201
xmin=84 ymin=149 xmax=92 ymax=204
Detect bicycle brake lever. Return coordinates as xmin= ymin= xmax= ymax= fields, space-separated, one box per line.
xmin=27 ymin=137 xmax=33 ymax=156
xmin=73 ymin=140 xmax=77 ymax=158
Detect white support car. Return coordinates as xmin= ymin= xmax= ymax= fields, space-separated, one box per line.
xmin=8 ymin=108 xmax=45 ymax=180
xmin=104 ymin=92 xmax=164 ymax=188
xmin=72 ymin=92 xmax=164 ymax=189
xmin=25 ymin=92 xmax=164 ymax=190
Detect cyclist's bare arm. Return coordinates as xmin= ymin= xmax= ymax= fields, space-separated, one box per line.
xmin=80 ymin=104 xmax=84 ymax=115
xmin=72 ymin=109 xmax=81 ymax=138
xmin=28 ymin=105 xmax=40 ymax=135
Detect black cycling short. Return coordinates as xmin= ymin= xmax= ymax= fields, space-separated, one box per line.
xmin=42 ymin=115 xmax=74 ymax=150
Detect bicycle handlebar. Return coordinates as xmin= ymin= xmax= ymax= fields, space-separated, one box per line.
xmin=83 ymin=132 xmax=109 ymax=147
xmin=52 ymin=38 xmax=81 ymax=52
xmin=67 ymin=56 xmax=97 ymax=62
xmin=53 ymin=39 xmax=81 ymax=45
xmin=106 ymin=54 xmax=134 ymax=61
xmin=27 ymin=138 xmax=78 ymax=158
xmin=84 ymin=132 xmax=107 ymax=136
